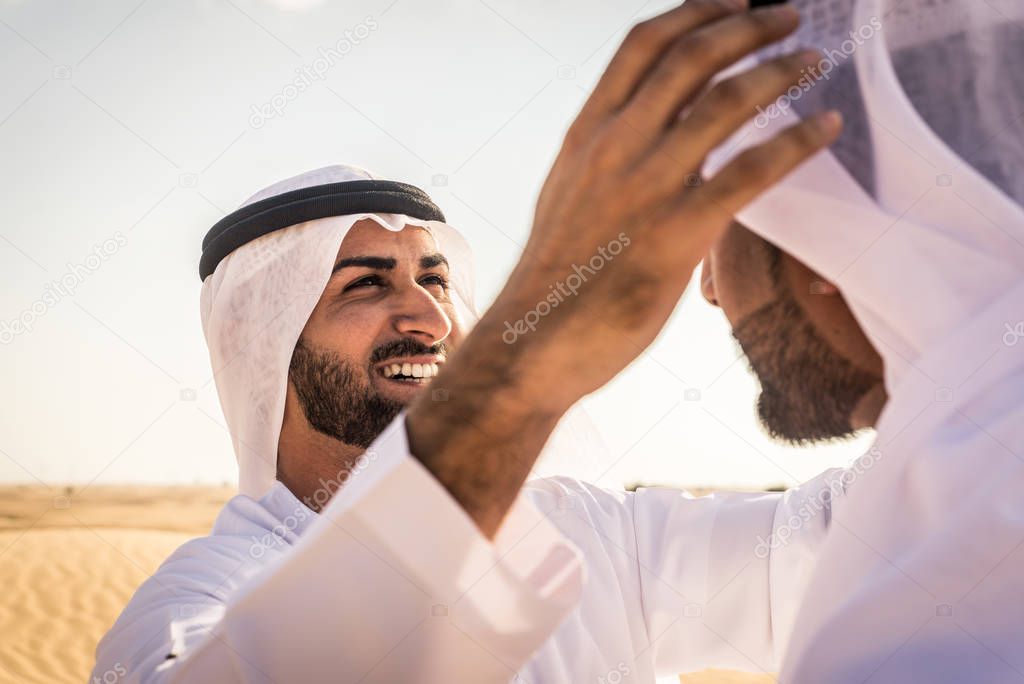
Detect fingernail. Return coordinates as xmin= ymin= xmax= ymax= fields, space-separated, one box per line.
xmin=759 ymin=3 xmax=799 ymax=23
xmin=814 ymin=110 xmax=843 ymax=136
xmin=798 ymin=49 xmax=823 ymax=66
xmin=718 ymin=0 xmax=748 ymax=11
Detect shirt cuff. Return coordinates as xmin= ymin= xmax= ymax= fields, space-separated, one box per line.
xmin=319 ymin=411 xmax=585 ymax=668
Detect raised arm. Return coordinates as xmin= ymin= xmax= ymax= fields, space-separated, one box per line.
xmin=93 ymin=3 xmax=842 ymax=681
xmin=406 ymin=0 xmax=839 ymax=538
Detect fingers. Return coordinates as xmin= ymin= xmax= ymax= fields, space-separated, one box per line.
xmin=688 ymin=110 xmax=842 ymax=224
xmin=569 ymin=0 xmax=744 ymax=143
xmin=619 ymin=3 xmax=800 ymax=136
xmin=685 ymin=49 xmax=822 ymax=150
xmin=637 ymin=49 xmax=824 ymax=191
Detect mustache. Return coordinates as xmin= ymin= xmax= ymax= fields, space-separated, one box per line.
xmin=369 ymin=338 xmax=449 ymax=365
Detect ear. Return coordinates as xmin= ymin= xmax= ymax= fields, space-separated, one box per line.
xmin=809 ymin=278 xmax=840 ymax=296
xmin=700 ymin=257 xmax=718 ymax=306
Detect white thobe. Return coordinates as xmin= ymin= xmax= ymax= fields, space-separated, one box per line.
xmin=92 ymin=415 xmax=843 ymax=683
xmin=699 ymin=0 xmax=1024 ymax=677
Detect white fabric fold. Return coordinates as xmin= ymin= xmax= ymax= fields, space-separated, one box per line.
xmin=705 ymin=1 xmax=1024 ymax=680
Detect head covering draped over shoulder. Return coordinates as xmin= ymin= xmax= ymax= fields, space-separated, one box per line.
xmin=705 ymin=3 xmax=1024 ymax=679
xmin=706 ymin=0 xmax=1024 ymax=396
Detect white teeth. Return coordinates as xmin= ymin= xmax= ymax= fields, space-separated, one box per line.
xmin=382 ymin=361 xmax=442 ymax=380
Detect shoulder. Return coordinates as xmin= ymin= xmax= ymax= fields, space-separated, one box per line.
xmin=95 ymin=485 xmax=313 ymax=663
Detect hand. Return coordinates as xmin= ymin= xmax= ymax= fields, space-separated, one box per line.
xmin=407 ymin=0 xmax=842 ymax=536
xmin=497 ymin=0 xmax=840 ymax=411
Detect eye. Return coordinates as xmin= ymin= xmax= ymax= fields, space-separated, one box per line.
xmin=419 ymin=274 xmax=449 ymax=291
xmin=343 ymin=275 xmax=383 ymax=292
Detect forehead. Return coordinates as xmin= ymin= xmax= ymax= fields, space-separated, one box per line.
xmin=335 ymin=219 xmax=440 ymax=259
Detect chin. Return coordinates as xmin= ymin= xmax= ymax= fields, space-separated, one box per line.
xmin=756 ymin=389 xmax=860 ymax=446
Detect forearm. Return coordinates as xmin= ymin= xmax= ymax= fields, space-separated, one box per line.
xmin=406 ymin=296 xmax=567 ymax=539
xmin=407 ymin=0 xmax=838 ymax=541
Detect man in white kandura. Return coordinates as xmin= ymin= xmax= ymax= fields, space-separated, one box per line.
xmin=699 ymin=0 xmax=1024 ymax=681
xmin=93 ymin=0 xmax=1024 ymax=682
xmin=93 ymin=3 xmax=851 ymax=681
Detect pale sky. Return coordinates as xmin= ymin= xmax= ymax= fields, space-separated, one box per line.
xmin=0 ymin=0 xmax=870 ymax=490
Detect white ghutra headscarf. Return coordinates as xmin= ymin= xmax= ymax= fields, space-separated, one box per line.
xmin=199 ymin=164 xmax=478 ymax=498
xmin=708 ymin=1 xmax=1024 ymax=680
xmin=709 ymin=0 xmax=1024 ymax=394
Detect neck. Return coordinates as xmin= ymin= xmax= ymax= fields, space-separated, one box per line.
xmin=277 ymin=426 xmax=365 ymax=513
xmin=850 ymin=382 xmax=888 ymax=431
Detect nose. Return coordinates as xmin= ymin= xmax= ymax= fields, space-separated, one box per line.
xmin=700 ymin=257 xmax=718 ymax=307
xmin=392 ymin=283 xmax=453 ymax=344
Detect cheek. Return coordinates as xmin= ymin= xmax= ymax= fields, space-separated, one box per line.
xmin=445 ymin=305 xmax=470 ymax=349
xmin=448 ymin=322 xmax=466 ymax=350
xmin=711 ymin=247 xmax=775 ymax=326
xmin=708 ymin=248 xmax=741 ymax=316
xmin=303 ymin=302 xmax=388 ymax=363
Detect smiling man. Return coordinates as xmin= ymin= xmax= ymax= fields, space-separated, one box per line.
xmin=277 ymin=220 xmax=460 ymax=508
xmin=103 ymin=0 xmax=1024 ymax=681
xmin=92 ymin=2 xmax=858 ymax=682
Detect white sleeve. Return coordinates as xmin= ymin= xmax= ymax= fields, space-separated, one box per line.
xmin=113 ymin=414 xmax=584 ymax=684
xmin=631 ymin=467 xmax=842 ymax=675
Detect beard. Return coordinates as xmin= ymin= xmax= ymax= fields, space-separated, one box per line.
xmin=288 ymin=337 xmax=447 ymax=448
xmin=731 ymin=292 xmax=879 ymax=445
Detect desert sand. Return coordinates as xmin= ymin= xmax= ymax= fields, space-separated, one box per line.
xmin=0 ymin=485 xmax=773 ymax=684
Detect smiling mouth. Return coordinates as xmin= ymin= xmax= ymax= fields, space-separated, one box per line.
xmin=378 ymin=361 xmax=441 ymax=383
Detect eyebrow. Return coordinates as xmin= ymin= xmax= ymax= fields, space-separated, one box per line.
xmin=420 ymin=253 xmax=449 ymax=270
xmin=332 ymin=256 xmax=396 ymax=273
xmin=330 ymin=253 xmax=449 ymax=274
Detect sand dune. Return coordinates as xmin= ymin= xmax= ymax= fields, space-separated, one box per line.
xmin=0 ymin=486 xmax=227 ymax=684
xmin=0 ymin=528 xmax=192 ymax=684
xmin=0 ymin=486 xmax=772 ymax=684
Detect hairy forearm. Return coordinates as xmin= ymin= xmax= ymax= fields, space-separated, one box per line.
xmin=407 ymin=0 xmax=837 ymax=541
xmin=405 ymin=294 xmax=567 ymax=539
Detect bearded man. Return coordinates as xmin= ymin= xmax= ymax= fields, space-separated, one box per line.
xmin=92 ymin=2 xmax=852 ymax=680
xmin=699 ymin=0 xmax=1024 ymax=680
